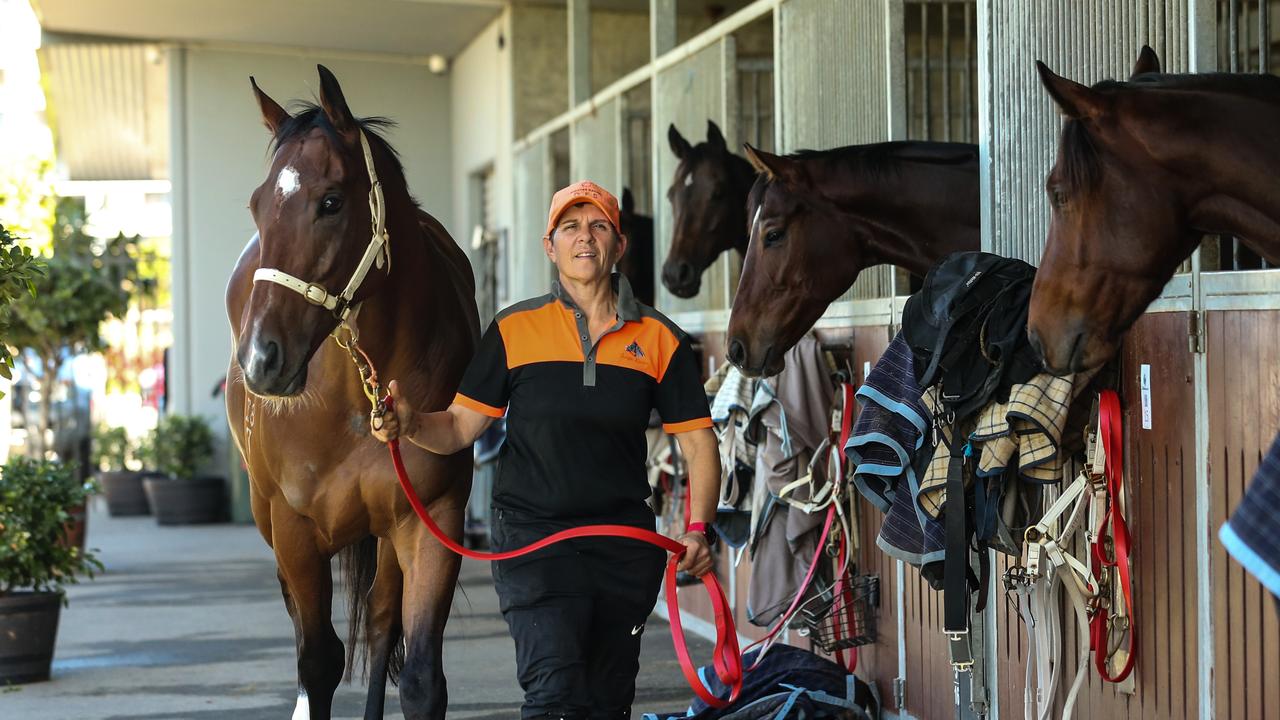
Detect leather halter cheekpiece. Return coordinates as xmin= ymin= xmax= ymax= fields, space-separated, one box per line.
xmin=251 ymin=130 xmax=391 ymax=322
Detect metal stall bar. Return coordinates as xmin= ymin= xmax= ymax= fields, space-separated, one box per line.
xmin=515 ymin=0 xmax=780 ymax=154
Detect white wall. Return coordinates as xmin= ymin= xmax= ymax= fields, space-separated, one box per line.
xmin=450 ymin=11 xmax=513 ymax=251
xmin=168 ymin=47 xmax=453 ymax=433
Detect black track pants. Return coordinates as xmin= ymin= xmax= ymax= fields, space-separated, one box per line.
xmin=492 ymin=508 xmax=667 ymax=720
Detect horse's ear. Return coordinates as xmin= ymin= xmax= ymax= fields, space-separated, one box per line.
xmin=668 ymin=124 xmax=692 ymax=160
xmin=621 ymin=188 xmax=635 ymax=215
xmin=743 ymin=144 xmax=802 ymax=186
xmin=250 ymin=77 xmax=289 ymax=136
xmin=1130 ymin=45 xmax=1161 ymax=78
xmin=1036 ymin=61 xmax=1108 ymax=120
xmin=317 ymin=64 xmax=357 ymax=139
xmin=706 ymin=120 xmax=727 ymax=153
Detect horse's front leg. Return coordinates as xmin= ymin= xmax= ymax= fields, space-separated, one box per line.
xmin=271 ymin=502 xmax=345 ymax=720
xmin=392 ymin=474 xmax=467 ymax=720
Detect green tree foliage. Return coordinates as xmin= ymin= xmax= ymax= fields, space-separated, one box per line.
xmin=6 ymin=198 xmax=149 ymax=455
xmin=0 ymin=456 xmax=102 ymax=596
xmin=0 ymin=224 xmax=46 ymax=394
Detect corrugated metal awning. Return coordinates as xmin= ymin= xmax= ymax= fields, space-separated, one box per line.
xmin=38 ymin=39 xmax=168 ymax=182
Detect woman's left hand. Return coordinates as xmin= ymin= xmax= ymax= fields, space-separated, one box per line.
xmin=676 ymin=533 xmax=714 ymax=577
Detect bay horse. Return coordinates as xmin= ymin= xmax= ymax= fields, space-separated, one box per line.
xmin=225 ymin=66 xmax=478 ymax=719
xmin=662 ymin=120 xmax=757 ymax=298
xmin=725 ymin=141 xmax=980 ymax=377
xmin=617 ymin=187 xmax=656 ymax=306
xmin=1030 ymin=46 xmax=1280 ymax=373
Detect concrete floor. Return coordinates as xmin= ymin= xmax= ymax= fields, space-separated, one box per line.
xmin=0 ymin=501 xmax=707 ymax=719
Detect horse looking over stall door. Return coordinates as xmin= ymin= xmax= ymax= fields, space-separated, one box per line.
xmin=225 ymin=65 xmax=479 ymax=720
xmin=1029 ymin=46 xmax=1280 ymax=374
xmin=725 ymin=141 xmax=980 ymax=377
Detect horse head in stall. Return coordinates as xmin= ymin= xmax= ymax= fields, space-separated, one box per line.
xmin=617 ymin=187 xmax=656 ymax=306
xmin=1030 ymin=46 xmax=1280 ymax=374
xmin=226 ymin=65 xmax=479 ymax=719
xmin=725 ymin=142 xmax=981 ymax=377
xmin=662 ymin=120 xmax=758 ymax=298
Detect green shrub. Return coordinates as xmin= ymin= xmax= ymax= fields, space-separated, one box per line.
xmin=149 ymin=415 xmax=214 ymax=481
xmin=90 ymin=424 xmax=131 ymax=472
xmin=0 ymin=457 xmax=102 ymax=596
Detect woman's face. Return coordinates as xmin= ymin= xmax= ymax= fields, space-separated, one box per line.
xmin=544 ymin=203 xmax=628 ymax=285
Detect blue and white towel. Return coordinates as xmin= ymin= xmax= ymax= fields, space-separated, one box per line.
xmin=843 ymin=333 xmax=945 ymax=567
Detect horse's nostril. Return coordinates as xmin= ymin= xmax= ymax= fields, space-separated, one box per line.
xmin=1027 ymin=328 xmax=1044 ymax=361
xmin=727 ymin=338 xmax=746 ymax=367
xmin=676 ymin=262 xmax=695 ymax=285
xmin=261 ymin=340 xmax=281 ymax=373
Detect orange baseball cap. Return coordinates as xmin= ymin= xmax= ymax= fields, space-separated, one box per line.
xmin=545 ymin=181 xmax=621 ymax=238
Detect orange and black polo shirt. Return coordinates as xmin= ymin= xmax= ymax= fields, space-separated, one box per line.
xmin=454 ymin=274 xmax=712 ymax=523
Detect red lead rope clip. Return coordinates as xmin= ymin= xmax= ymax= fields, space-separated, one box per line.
xmin=380 ymin=395 xmax=744 ymax=708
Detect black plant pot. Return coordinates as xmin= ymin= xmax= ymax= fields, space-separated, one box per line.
xmin=0 ymin=591 xmax=61 ymax=684
xmin=99 ymin=471 xmax=150 ymax=516
xmin=143 ymin=475 xmax=228 ymax=525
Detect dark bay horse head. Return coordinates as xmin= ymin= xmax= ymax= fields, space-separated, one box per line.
xmin=238 ymin=65 xmax=405 ymax=397
xmin=1030 ymin=46 xmax=1280 ymax=373
xmin=617 ymin=188 xmax=656 ymax=306
xmin=726 ymin=142 xmax=980 ymax=377
xmin=662 ymin=120 xmax=757 ymax=298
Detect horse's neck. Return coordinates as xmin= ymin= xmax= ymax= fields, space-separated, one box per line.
xmin=823 ymin=161 xmax=981 ymax=275
xmin=343 ymin=208 xmax=475 ymax=409
xmin=1176 ymin=97 xmax=1280 ymax=263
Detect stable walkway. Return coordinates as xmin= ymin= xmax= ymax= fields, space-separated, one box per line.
xmin=0 ymin=501 xmax=707 ymax=719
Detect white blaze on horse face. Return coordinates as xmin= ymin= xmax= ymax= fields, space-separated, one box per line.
xmin=750 ymin=204 xmax=763 ymax=242
xmin=276 ymin=166 xmax=300 ymax=201
xmin=684 ymin=171 xmax=695 ymax=188
xmin=291 ymin=690 xmax=309 ymax=720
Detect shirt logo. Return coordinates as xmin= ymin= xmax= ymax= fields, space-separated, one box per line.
xmin=625 ymin=341 xmax=645 ymax=360
xmin=631 ymin=624 xmax=645 ymax=636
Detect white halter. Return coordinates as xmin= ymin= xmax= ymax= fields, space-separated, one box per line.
xmin=252 ymin=129 xmax=391 ymax=322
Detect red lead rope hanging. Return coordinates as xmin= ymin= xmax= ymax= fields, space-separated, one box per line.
xmin=1090 ymin=389 xmax=1137 ymax=683
xmin=831 ymin=382 xmax=858 ymax=673
xmin=382 ymin=397 xmax=743 ymax=709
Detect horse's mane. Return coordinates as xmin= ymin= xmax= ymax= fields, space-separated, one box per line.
xmin=748 ymin=141 xmax=978 ymax=208
xmin=1099 ymin=71 xmax=1280 ymax=96
xmin=1059 ymin=72 xmax=1280 ymax=194
xmin=791 ymin=141 xmax=978 ymax=176
xmin=1058 ymin=118 xmax=1101 ymax=195
xmin=273 ymin=103 xmax=408 ymax=188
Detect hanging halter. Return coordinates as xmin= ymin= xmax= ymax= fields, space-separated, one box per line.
xmin=252 ymin=129 xmax=392 ymax=324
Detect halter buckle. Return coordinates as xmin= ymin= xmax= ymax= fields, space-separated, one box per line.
xmin=304 ymin=283 xmax=331 ymax=307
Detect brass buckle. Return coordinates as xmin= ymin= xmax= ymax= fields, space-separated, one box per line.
xmin=304 ymin=283 xmax=331 ymax=306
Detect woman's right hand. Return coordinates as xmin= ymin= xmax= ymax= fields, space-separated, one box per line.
xmin=372 ymin=380 xmax=416 ymax=444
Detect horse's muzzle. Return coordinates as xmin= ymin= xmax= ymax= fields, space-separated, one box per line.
xmin=661 ymin=260 xmax=700 ymax=298
xmin=240 ymin=337 xmax=307 ymax=397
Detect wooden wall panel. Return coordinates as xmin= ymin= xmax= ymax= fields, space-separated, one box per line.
xmin=1208 ymin=309 xmax=1280 ymax=720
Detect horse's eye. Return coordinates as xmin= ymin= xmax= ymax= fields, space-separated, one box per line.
xmin=1050 ymin=188 xmax=1068 ymax=209
xmin=320 ymin=195 xmax=343 ymax=215
xmin=764 ymin=229 xmax=784 ymax=248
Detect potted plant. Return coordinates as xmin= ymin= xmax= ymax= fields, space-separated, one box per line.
xmin=142 ymin=415 xmax=227 ymax=525
xmin=0 ymin=456 xmax=101 ymax=684
xmin=92 ymin=424 xmax=149 ymax=517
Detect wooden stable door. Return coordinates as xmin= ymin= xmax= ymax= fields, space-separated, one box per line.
xmin=1207 ymin=309 xmax=1280 ymax=720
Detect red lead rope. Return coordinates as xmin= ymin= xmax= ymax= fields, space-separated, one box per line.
xmin=382 ymin=398 xmax=742 ymax=708
xmin=1090 ymin=389 xmax=1137 ymax=683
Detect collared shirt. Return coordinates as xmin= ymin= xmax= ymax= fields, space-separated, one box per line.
xmin=454 ymin=274 xmax=712 ymax=522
